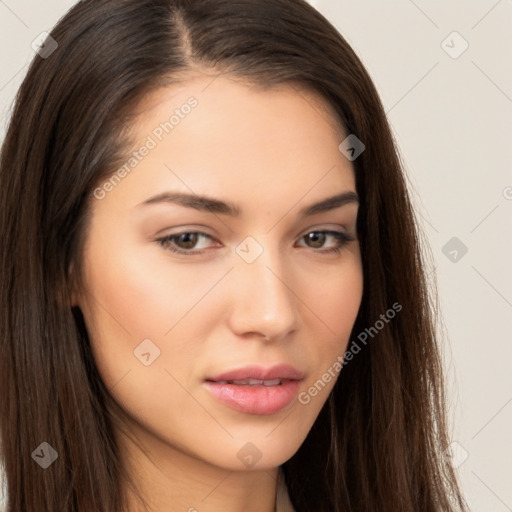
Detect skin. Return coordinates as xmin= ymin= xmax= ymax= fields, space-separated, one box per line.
xmin=73 ymin=73 xmax=363 ymax=512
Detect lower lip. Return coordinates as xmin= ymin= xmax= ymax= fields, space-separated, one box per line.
xmin=202 ymin=380 xmax=301 ymax=415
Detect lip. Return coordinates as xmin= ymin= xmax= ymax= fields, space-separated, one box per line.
xmin=203 ymin=364 xmax=304 ymax=415
xmin=205 ymin=364 xmax=304 ymax=382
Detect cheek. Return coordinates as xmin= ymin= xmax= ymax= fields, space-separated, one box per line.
xmin=305 ymin=253 xmax=363 ymax=351
xmin=83 ymin=240 xmax=217 ymax=338
xmin=79 ymin=247 xmax=210 ymax=435
xmin=292 ymin=262 xmax=362 ymax=423
xmin=79 ymin=238 xmax=226 ymax=387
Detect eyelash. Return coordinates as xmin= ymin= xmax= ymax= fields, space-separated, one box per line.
xmin=155 ymin=230 xmax=356 ymax=256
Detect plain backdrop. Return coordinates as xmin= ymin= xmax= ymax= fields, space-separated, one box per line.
xmin=1 ymin=1 xmax=511 ymax=510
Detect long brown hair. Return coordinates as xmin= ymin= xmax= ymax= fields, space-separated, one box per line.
xmin=0 ymin=0 xmax=468 ymax=510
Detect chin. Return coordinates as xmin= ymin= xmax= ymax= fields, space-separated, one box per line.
xmin=202 ymin=425 xmax=308 ymax=472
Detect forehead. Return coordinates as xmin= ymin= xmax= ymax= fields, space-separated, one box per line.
xmin=131 ymin=72 xmax=344 ymax=132
xmin=125 ymin=73 xmax=348 ymax=167
xmin=96 ymin=74 xmax=355 ymax=216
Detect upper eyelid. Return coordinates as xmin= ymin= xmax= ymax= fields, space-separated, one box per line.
xmin=157 ymin=221 xmax=353 ymax=236
xmin=156 ymin=228 xmax=353 ymax=247
xmin=158 ymin=226 xmax=350 ymax=238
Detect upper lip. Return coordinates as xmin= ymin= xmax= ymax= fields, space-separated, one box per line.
xmin=205 ymin=364 xmax=304 ymax=382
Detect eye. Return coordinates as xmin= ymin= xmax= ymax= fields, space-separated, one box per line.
xmin=156 ymin=231 xmax=217 ymax=254
xmin=296 ymin=230 xmax=356 ymax=254
xmin=156 ymin=229 xmax=356 ymax=256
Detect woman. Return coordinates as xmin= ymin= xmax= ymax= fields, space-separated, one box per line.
xmin=0 ymin=0 xmax=468 ymax=511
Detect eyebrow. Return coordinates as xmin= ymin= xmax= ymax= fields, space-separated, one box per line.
xmin=137 ymin=190 xmax=359 ymax=217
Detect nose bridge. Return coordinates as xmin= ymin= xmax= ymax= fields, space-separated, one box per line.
xmin=230 ymin=236 xmax=299 ymax=338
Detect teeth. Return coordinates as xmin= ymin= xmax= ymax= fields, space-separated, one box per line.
xmin=225 ymin=378 xmax=282 ymax=386
xmin=231 ymin=379 xmax=263 ymax=385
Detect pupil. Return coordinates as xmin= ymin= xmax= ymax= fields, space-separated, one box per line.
xmin=307 ymin=232 xmax=325 ymax=248
xmin=178 ymin=233 xmax=197 ymax=249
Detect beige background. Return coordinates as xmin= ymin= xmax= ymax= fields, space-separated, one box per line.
xmin=1 ymin=1 xmax=511 ymax=510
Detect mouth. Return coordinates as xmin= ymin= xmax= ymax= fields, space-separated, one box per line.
xmin=203 ymin=364 xmax=304 ymax=415
xmin=206 ymin=378 xmax=290 ymax=386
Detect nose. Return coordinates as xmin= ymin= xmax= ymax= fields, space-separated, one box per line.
xmin=227 ymin=241 xmax=300 ymax=342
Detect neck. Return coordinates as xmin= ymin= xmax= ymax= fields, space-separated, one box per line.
xmin=116 ymin=423 xmax=280 ymax=512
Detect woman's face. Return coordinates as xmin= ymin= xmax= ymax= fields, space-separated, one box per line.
xmin=74 ymin=74 xmax=363 ymax=472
